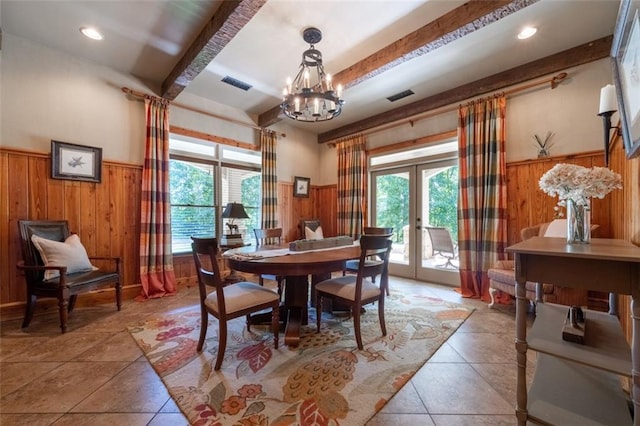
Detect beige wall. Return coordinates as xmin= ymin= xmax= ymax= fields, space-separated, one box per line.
xmin=318 ymin=58 xmax=615 ymax=185
xmin=1 ymin=33 xmax=322 ymax=186
xmin=0 ymin=33 xmax=616 ymax=187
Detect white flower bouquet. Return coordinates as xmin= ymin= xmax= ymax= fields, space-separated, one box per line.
xmin=538 ymin=163 xmax=622 ymax=207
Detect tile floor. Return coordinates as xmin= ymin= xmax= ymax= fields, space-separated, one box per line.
xmin=0 ymin=277 xmax=531 ymax=425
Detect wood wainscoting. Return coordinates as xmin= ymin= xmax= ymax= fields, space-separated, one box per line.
xmin=3 ymin=145 xmax=637 ymax=324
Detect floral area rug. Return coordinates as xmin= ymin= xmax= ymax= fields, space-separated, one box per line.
xmin=128 ymin=291 xmax=473 ymax=426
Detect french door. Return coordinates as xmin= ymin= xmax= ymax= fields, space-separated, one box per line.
xmin=370 ymin=159 xmax=459 ymax=286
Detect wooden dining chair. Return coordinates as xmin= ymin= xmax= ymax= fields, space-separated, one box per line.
xmin=191 ymin=237 xmax=279 ymax=370
xmin=17 ymin=220 xmax=122 ymax=333
xmin=253 ymin=228 xmax=284 ymax=295
xmin=344 ymin=227 xmax=393 ymax=295
xmin=315 ymin=234 xmax=393 ymax=350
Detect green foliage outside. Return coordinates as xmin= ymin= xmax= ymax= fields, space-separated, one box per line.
xmin=375 ymin=166 xmax=458 ymax=243
xmin=241 ymin=174 xmax=261 ymax=233
xmin=428 ymin=166 xmax=459 ymax=241
xmin=375 ymin=174 xmax=409 ymax=243
xmin=169 ymin=160 xmax=215 ymax=250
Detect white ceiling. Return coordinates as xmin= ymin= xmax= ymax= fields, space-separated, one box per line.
xmin=0 ymin=0 xmax=622 ymax=136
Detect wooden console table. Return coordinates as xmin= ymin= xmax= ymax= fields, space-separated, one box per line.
xmin=507 ymin=237 xmax=640 ymax=426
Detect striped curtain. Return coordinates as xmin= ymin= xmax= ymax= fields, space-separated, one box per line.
xmin=260 ymin=130 xmax=278 ymax=229
xmin=457 ymin=95 xmax=507 ymax=302
xmin=336 ymin=134 xmax=367 ymax=237
xmin=137 ymin=97 xmax=177 ymax=301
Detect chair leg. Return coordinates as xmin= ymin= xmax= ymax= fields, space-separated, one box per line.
xmin=214 ymin=321 xmax=228 ymax=371
xmin=22 ymin=294 xmax=37 ymax=328
xmin=246 ymin=314 xmax=252 ymax=332
xmin=259 ymin=276 xmax=265 ymax=287
xmin=115 ymin=280 xmax=122 ymax=311
xmin=277 ymin=277 xmax=284 ymax=298
xmin=378 ymin=298 xmax=387 ymax=337
xmin=316 ymin=295 xmax=322 ymax=332
xmin=354 ymin=305 xmax=363 ymax=350
xmin=197 ymin=309 xmax=208 ymax=352
xmin=58 ymin=297 xmax=69 ymax=334
xmin=68 ymin=295 xmax=78 ymax=312
xmin=272 ymin=303 xmax=279 ymax=349
xmin=488 ymin=287 xmax=497 ymax=309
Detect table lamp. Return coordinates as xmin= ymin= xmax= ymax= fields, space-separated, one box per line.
xmin=221 ymin=202 xmax=249 ymax=245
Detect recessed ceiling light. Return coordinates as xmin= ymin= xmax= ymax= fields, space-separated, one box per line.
xmin=80 ymin=27 xmax=103 ymax=41
xmin=517 ymin=26 xmax=537 ymax=40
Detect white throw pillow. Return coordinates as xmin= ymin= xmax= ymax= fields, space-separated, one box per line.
xmin=543 ymin=219 xmax=567 ymax=238
xmin=305 ymin=225 xmax=324 ymax=240
xmin=31 ymin=234 xmax=97 ymax=280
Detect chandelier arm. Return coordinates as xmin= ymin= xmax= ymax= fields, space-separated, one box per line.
xmin=281 ymin=27 xmax=344 ymax=122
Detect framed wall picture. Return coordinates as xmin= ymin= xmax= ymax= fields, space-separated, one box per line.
xmin=51 ymin=140 xmax=102 ymax=183
xmin=293 ymin=176 xmax=310 ymax=197
xmin=612 ymin=0 xmax=640 ymax=159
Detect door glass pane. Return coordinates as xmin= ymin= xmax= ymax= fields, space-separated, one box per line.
xmin=375 ymin=171 xmax=410 ymax=265
xmin=422 ymin=165 xmax=459 ymax=269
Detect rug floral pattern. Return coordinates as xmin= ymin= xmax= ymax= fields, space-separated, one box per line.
xmin=128 ymin=292 xmax=472 ymax=426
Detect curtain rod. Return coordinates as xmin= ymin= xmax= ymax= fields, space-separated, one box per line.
xmin=120 ymin=87 xmax=286 ymax=138
xmin=329 ymin=72 xmax=569 ymax=145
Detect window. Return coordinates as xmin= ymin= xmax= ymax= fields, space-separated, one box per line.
xmin=169 ymin=136 xmax=261 ymax=253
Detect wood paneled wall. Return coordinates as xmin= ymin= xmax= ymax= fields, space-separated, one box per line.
xmin=4 ymin=143 xmax=637 ymax=327
xmin=505 ymin=150 xmax=610 ymax=246
xmin=1 ymin=149 xmax=142 ymax=306
xmin=0 ymin=148 xmax=338 ymax=310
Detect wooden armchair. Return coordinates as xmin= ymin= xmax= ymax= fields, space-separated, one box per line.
xmin=17 ymin=220 xmax=122 ymax=333
xmin=315 ymin=235 xmax=393 ymax=350
xmin=191 ymin=237 xmax=279 ymax=370
xmin=344 ymin=227 xmax=393 ymax=294
xmin=299 ymin=219 xmax=323 ymax=240
xmin=253 ymin=228 xmax=284 ymax=295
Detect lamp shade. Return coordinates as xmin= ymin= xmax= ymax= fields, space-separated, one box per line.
xmin=221 ymin=202 xmax=249 ymax=219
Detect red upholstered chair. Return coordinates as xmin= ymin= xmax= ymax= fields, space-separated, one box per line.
xmin=191 ymin=237 xmax=280 ymax=370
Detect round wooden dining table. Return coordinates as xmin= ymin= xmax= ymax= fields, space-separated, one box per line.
xmin=224 ymin=243 xmax=361 ymax=347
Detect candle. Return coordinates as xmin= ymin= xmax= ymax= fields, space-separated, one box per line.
xmin=304 ymin=70 xmax=310 ymax=89
xmin=598 ymin=84 xmax=617 ymax=114
xmin=337 ymin=84 xmax=343 ymax=98
xmin=314 ymin=98 xmax=319 ymax=115
xmin=326 ymin=74 xmax=333 ymax=91
xmin=286 ymin=77 xmax=292 ymax=94
xmin=294 ymin=97 xmax=300 ymax=113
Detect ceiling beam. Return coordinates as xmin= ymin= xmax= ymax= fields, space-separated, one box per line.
xmin=258 ymin=0 xmax=534 ymax=127
xmin=161 ymin=0 xmax=267 ymax=100
xmin=317 ymin=36 xmax=613 ymax=144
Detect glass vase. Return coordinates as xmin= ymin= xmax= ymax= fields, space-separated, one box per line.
xmin=566 ymin=199 xmax=591 ymax=244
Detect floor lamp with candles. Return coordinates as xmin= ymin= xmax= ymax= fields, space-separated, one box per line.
xmin=597 ymin=84 xmax=618 ymax=167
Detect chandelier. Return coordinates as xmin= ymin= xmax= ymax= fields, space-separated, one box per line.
xmin=281 ymin=27 xmax=344 ymax=122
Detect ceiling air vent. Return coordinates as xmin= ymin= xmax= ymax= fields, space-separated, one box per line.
xmin=221 ymin=76 xmax=252 ymax=91
xmin=387 ymin=89 xmax=414 ymax=102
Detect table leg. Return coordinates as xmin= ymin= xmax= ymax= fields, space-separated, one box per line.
xmin=283 ymin=275 xmax=309 ymax=347
xmin=515 ymin=254 xmax=528 ymax=426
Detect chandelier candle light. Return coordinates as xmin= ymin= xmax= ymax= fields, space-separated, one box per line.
xmin=281 ymin=27 xmax=344 ymax=122
xmin=539 ymin=163 xmax=622 ymax=244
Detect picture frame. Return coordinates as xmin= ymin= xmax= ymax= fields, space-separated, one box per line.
xmin=51 ymin=140 xmax=102 ymax=183
xmin=293 ymin=176 xmax=310 ymax=197
xmin=612 ymin=0 xmax=640 ymax=159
